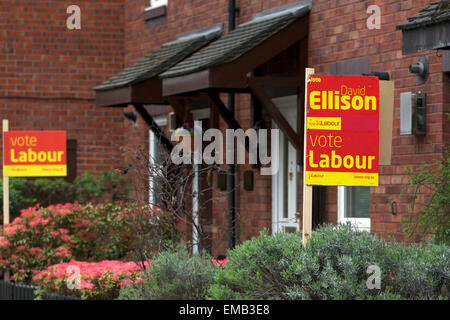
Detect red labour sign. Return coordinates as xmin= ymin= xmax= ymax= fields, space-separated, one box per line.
xmin=3 ymin=131 xmax=67 ymax=177
xmin=305 ymin=75 xmax=379 ymax=186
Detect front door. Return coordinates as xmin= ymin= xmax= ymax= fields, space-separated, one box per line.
xmin=272 ymin=96 xmax=299 ymax=233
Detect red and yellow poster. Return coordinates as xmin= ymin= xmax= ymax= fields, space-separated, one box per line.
xmin=306 ymin=75 xmax=379 ymax=186
xmin=3 ymin=131 xmax=67 ymax=177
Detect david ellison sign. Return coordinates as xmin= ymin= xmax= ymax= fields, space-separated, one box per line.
xmin=3 ymin=131 xmax=67 ymax=177
xmin=306 ymin=75 xmax=379 ymax=187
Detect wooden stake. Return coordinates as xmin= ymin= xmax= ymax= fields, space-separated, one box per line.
xmin=2 ymin=119 xmax=10 ymax=281
xmin=302 ymin=68 xmax=315 ymax=247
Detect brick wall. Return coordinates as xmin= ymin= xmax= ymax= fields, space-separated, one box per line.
xmin=0 ymin=0 xmax=126 ymax=176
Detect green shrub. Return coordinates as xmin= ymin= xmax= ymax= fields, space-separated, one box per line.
xmin=0 ymin=171 xmax=128 ymax=221
xmin=208 ymin=224 xmax=450 ymax=300
xmin=118 ymin=245 xmax=216 ymax=300
xmin=403 ymin=147 xmax=450 ymax=245
xmin=386 ymin=241 xmax=449 ymax=299
xmin=284 ymin=224 xmax=394 ymax=300
xmin=360 ymin=289 xmax=408 ymax=300
xmin=208 ymin=230 xmax=302 ymax=300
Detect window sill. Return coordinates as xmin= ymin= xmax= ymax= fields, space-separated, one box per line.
xmin=143 ymin=5 xmax=167 ymax=28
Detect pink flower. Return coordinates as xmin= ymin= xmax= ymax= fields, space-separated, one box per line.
xmin=29 ymin=217 xmax=50 ymax=227
xmin=0 ymin=236 xmax=10 ymax=248
xmin=211 ymin=259 xmax=229 ymax=267
xmin=0 ymin=259 xmax=10 ymax=266
xmin=12 ymin=217 xmax=23 ymax=225
xmin=58 ymin=228 xmax=69 ymax=235
xmin=80 ymin=281 xmax=94 ymax=290
xmin=119 ymin=279 xmax=132 ymax=287
xmin=51 ymin=231 xmax=60 ymax=238
xmin=54 ymin=247 xmax=71 ymax=258
xmin=3 ymin=225 xmax=25 ymax=236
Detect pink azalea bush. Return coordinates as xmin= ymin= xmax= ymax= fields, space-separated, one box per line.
xmin=0 ymin=202 xmax=172 ymax=282
xmin=33 ymin=260 xmax=150 ymax=300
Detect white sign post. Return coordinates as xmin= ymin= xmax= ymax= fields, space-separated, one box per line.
xmin=2 ymin=119 xmax=10 ymax=282
xmin=302 ymin=68 xmax=314 ymax=247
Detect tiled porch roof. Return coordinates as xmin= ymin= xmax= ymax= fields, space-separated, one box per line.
xmin=94 ymin=26 xmax=222 ymax=91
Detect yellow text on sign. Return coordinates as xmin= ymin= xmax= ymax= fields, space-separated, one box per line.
xmin=307 ymin=117 xmax=342 ymax=130
xmin=306 ymin=171 xmax=379 ymax=186
xmin=3 ymin=165 xmax=67 ymax=177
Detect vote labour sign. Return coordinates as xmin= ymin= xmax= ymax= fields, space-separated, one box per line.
xmin=3 ymin=131 xmax=67 ymax=177
xmin=305 ymin=75 xmax=379 ymax=186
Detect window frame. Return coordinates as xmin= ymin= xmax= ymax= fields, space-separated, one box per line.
xmin=337 ymin=186 xmax=371 ymax=232
xmin=148 ymin=115 xmax=168 ymax=206
xmin=271 ymin=96 xmax=300 ymax=234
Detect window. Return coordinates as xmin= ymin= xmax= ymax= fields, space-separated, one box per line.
xmin=338 ymin=186 xmax=371 ymax=231
xmin=149 ymin=116 xmax=167 ymax=206
xmin=143 ymin=0 xmax=168 ymax=28
xmin=148 ymin=0 xmax=167 ymax=9
xmin=271 ymin=96 xmax=299 ymax=234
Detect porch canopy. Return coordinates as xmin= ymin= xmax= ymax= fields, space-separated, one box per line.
xmin=94 ymin=25 xmax=223 ymax=107
xmin=93 ymin=25 xmax=223 ymax=151
xmin=161 ymin=0 xmax=311 ymax=152
xmin=397 ymin=0 xmax=450 ymax=54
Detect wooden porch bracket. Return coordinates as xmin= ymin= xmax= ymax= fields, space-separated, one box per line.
xmin=166 ymin=97 xmax=187 ymax=122
xmin=249 ymin=81 xmax=302 ymax=151
xmin=206 ymin=92 xmax=243 ymax=131
xmin=134 ymin=104 xmax=174 ymax=153
xmin=206 ymin=92 xmax=258 ymax=159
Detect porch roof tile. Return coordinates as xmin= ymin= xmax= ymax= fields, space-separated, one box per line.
xmin=397 ymin=0 xmax=450 ymax=31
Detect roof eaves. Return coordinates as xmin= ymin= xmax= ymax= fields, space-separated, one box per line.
xmin=397 ymin=0 xmax=450 ymax=30
xmin=248 ymin=0 xmax=312 ymax=25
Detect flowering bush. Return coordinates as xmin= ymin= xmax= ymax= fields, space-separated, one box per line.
xmin=0 ymin=171 xmax=128 ymax=222
xmin=33 ymin=260 xmax=150 ymax=300
xmin=0 ymin=202 xmax=172 ymax=282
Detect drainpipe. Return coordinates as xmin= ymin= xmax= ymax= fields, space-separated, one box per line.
xmin=227 ymin=0 xmax=237 ymax=250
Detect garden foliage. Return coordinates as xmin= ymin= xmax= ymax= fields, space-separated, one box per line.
xmin=403 ymin=148 xmax=450 ymax=245
xmin=0 ymin=171 xmax=128 ymax=221
xmin=33 ymin=260 xmax=149 ymax=300
xmin=0 ymin=202 xmax=172 ymax=282
xmin=118 ymin=245 xmax=219 ymax=300
xmin=208 ymin=224 xmax=449 ymax=300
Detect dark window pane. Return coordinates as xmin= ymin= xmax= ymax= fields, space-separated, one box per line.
xmin=345 ymin=187 xmax=370 ymax=218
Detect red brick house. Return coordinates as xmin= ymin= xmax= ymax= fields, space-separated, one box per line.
xmin=2 ymin=0 xmax=449 ymax=256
